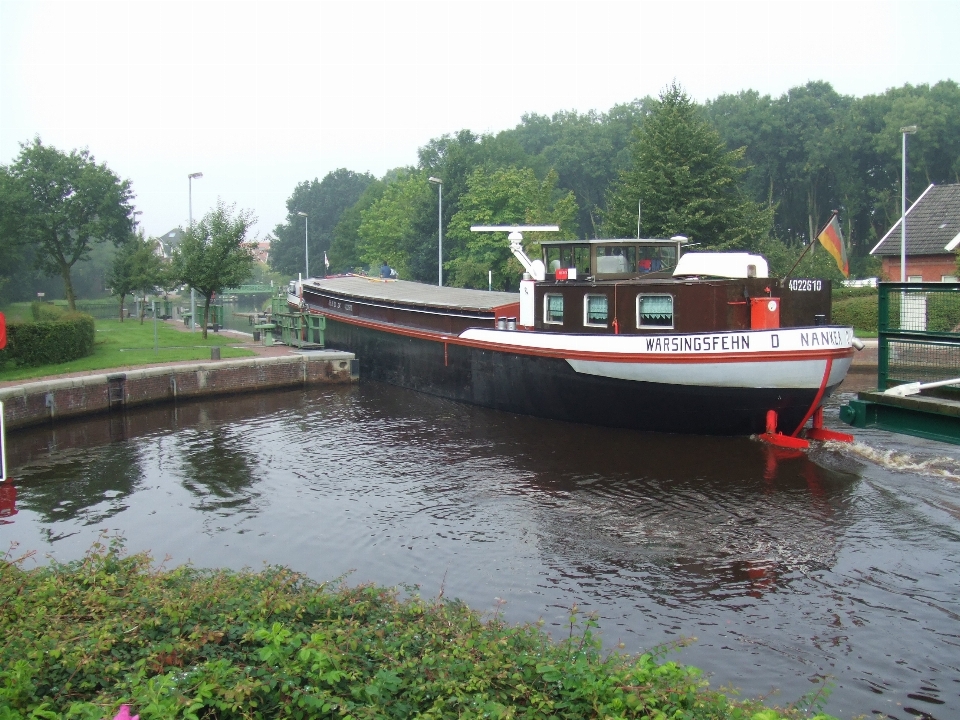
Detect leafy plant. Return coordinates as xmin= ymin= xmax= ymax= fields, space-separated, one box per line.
xmin=0 ymin=537 xmax=840 ymax=719
xmin=171 ymin=200 xmax=257 ymax=339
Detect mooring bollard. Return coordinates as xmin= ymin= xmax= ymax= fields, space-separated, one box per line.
xmin=211 ymin=346 xmax=221 ymax=361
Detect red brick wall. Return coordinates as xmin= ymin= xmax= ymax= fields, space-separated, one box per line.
xmin=881 ymin=254 xmax=959 ymax=282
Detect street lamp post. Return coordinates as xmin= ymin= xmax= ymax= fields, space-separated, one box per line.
xmin=188 ymin=172 xmax=203 ymax=331
xmin=900 ymin=126 xmax=917 ymax=282
xmin=428 ymin=177 xmax=442 ymax=286
xmin=297 ymin=212 xmax=309 ymax=278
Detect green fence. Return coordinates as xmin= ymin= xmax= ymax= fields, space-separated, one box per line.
xmin=181 ymin=305 xmax=224 ymax=328
xmin=222 ymin=284 xmax=275 ymax=295
xmin=877 ymin=282 xmax=960 ymax=390
xmin=75 ymin=302 xmax=120 ymax=320
xmin=273 ymin=311 xmax=324 ymax=347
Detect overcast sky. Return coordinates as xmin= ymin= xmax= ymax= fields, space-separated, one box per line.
xmin=1 ymin=0 xmax=958 ymax=241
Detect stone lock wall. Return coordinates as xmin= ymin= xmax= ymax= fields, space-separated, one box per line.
xmin=0 ymin=352 xmax=358 ymax=430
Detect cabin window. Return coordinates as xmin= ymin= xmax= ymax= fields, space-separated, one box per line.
xmin=545 ymin=245 xmax=591 ymax=277
xmin=638 ymin=246 xmax=678 ymax=273
xmin=596 ymin=245 xmax=636 ymax=274
xmin=636 ymin=294 xmax=673 ymax=328
xmin=584 ymin=294 xmax=608 ymax=327
xmin=544 ymin=294 xmax=564 ymax=324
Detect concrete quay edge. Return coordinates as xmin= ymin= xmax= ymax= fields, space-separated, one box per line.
xmin=0 ymin=351 xmax=358 ymax=430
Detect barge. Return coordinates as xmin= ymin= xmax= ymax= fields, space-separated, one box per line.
xmin=290 ymin=227 xmax=857 ymax=436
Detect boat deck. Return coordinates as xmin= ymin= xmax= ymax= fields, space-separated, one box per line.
xmin=304 ymin=276 xmax=519 ymax=312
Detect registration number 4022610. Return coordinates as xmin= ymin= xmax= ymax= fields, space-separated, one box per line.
xmin=787 ymin=278 xmax=823 ymax=292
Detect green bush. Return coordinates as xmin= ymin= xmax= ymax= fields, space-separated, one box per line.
xmin=0 ymin=538 xmax=837 ymax=720
xmin=832 ymin=296 xmax=878 ymax=333
xmin=3 ymin=312 xmax=96 ymax=367
xmin=926 ymin=293 xmax=960 ymax=333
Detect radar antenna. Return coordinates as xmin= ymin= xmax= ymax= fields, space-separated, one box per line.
xmin=470 ymin=225 xmax=559 ymax=281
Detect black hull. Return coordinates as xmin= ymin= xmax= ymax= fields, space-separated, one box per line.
xmin=323 ymin=318 xmax=832 ymax=436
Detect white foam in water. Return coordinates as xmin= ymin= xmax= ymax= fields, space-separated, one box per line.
xmin=824 ymin=440 xmax=960 ymax=480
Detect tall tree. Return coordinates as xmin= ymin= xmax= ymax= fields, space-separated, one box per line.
xmin=705 ymin=89 xmax=784 ymax=211
xmin=770 ymin=82 xmax=850 ymax=244
xmin=1 ymin=138 xmax=134 ymax=310
xmin=356 ymin=171 xmax=435 ymax=280
xmin=604 ymin=83 xmax=771 ymax=250
xmin=509 ymin=102 xmax=648 ymax=238
xmin=0 ymin=166 xmax=28 ymax=302
xmin=270 ymin=169 xmax=375 ymax=276
xmin=445 ymin=167 xmax=578 ymax=290
xmin=172 ymin=200 xmax=256 ymax=339
xmin=108 ymin=231 xmax=164 ymax=322
xmin=328 ymin=180 xmax=387 ymax=273
xmin=417 ymin=129 xmax=543 ymax=265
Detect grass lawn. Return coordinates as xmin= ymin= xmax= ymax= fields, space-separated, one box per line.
xmin=0 ymin=317 xmax=256 ymax=382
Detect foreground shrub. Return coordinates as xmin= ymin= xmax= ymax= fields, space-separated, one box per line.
xmin=2 ymin=312 xmax=95 ymax=367
xmin=0 ymin=538 xmax=839 ymax=720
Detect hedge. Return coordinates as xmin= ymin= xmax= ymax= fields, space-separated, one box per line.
xmin=831 ymin=296 xmax=878 ymax=333
xmin=832 ymin=293 xmax=960 ymax=334
xmin=0 ymin=311 xmax=96 ymax=367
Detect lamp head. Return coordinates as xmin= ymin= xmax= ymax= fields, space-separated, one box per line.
xmin=188 ymin=172 xmax=203 ymax=179
xmin=900 ymin=125 xmax=918 ymax=134
xmin=297 ymin=211 xmax=308 ymax=217
xmin=428 ymin=177 xmax=442 ymax=184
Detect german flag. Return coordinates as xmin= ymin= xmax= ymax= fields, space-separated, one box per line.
xmin=817 ymin=213 xmax=848 ymax=278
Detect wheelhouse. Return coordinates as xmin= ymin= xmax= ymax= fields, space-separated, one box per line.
xmin=540 ymin=237 xmax=687 ymax=281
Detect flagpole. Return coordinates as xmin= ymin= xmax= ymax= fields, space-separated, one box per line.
xmin=783 ymin=210 xmax=839 ymax=280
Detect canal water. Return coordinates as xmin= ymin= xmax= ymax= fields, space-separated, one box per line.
xmin=2 ymin=380 xmax=959 ymax=719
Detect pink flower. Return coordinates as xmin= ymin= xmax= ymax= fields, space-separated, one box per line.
xmin=113 ymin=705 xmax=139 ymax=720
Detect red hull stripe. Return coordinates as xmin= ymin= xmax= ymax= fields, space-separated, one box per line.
xmin=312 ymin=309 xmax=853 ymax=366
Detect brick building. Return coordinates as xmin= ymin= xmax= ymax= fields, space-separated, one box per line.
xmin=871 ymin=183 xmax=960 ymax=282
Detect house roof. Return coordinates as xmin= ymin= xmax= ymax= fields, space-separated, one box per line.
xmin=156 ymin=228 xmax=184 ymax=258
xmin=872 ymin=183 xmax=960 ymax=256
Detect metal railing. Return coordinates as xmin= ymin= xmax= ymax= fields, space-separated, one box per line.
xmin=878 ymin=282 xmax=960 ymax=390
xmin=221 ymin=284 xmax=275 ymax=295
xmin=74 ymin=302 xmax=122 ymax=320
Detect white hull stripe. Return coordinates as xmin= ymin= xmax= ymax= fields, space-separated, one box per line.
xmin=566 ymin=356 xmax=852 ymax=389
xmin=459 ymin=326 xmax=854 ymax=356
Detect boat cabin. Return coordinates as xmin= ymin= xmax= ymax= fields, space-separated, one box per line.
xmin=527 ymin=238 xmax=830 ymax=334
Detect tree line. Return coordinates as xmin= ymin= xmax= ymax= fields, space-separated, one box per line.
xmin=270 ymin=79 xmax=960 ymax=288
xmin=3 ymin=79 xmax=956 ymax=307
xmin=0 ymin=139 xmax=257 ymax=338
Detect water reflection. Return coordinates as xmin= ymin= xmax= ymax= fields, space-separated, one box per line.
xmin=0 ymin=483 xmax=17 ymax=523
xmin=13 ymin=442 xmax=144 ymax=527
xmin=174 ymin=427 xmax=260 ymax=516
